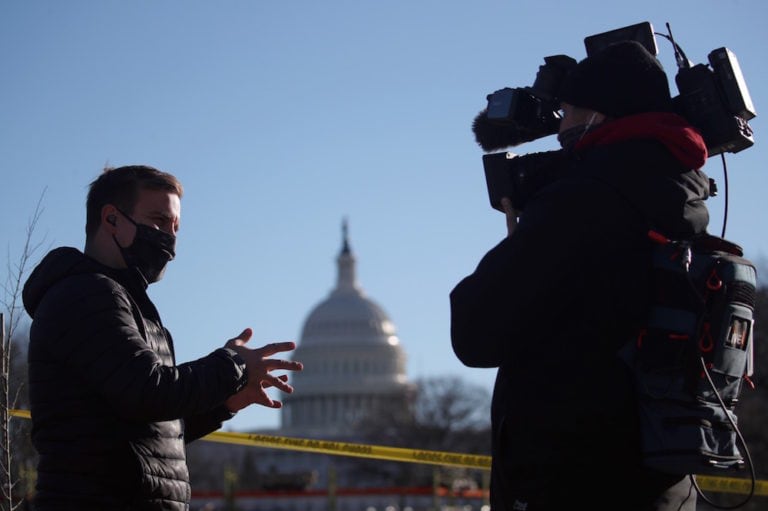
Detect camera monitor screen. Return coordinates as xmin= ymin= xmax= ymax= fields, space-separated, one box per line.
xmin=584 ymin=21 xmax=657 ymax=57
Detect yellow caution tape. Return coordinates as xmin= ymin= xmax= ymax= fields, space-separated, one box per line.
xmin=695 ymin=475 xmax=768 ymax=496
xmin=9 ymin=408 xmax=30 ymax=420
xmin=10 ymin=409 xmax=766 ymax=496
xmin=9 ymin=408 xmax=486 ymax=469
xmin=206 ymin=430 xmax=492 ymax=469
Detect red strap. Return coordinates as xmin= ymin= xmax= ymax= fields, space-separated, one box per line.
xmin=706 ymin=268 xmax=723 ymax=291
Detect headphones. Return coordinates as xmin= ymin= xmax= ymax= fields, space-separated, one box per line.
xmin=107 ymin=214 xmax=117 ymax=226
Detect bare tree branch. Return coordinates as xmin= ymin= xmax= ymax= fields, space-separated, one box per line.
xmin=1 ymin=189 xmax=46 ymax=510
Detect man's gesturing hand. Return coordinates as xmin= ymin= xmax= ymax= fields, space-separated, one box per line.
xmin=224 ymin=327 xmax=304 ymax=412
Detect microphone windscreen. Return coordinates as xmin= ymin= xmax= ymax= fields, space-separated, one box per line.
xmin=472 ymin=110 xmax=532 ymax=152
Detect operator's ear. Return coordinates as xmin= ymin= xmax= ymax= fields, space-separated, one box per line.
xmin=101 ymin=204 xmax=119 ymax=233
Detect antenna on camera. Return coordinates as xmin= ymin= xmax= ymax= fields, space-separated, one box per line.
xmin=663 ymin=22 xmax=692 ymax=70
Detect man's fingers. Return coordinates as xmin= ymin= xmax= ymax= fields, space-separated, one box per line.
xmin=253 ymin=341 xmax=298 ymax=357
xmin=225 ymin=327 xmax=253 ymax=348
xmin=264 ymin=374 xmax=295 ymax=393
xmin=263 ymin=400 xmax=283 ymax=409
xmin=262 ymin=374 xmax=289 ymax=389
xmin=263 ymin=359 xmax=303 ymax=372
xmin=237 ymin=328 xmax=253 ymax=343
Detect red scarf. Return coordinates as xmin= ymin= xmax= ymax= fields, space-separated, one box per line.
xmin=574 ymin=112 xmax=708 ymax=170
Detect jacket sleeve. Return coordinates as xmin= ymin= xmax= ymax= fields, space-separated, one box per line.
xmin=184 ymin=405 xmax=236 ymax=443
xmin=37 ymin=275 xmax=248 ymax=422
xmin=449 ymin=178 xmax=609 ymax=368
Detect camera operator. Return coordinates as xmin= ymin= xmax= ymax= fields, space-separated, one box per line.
xmin=450 ymin=41 xmax=710 ymax=510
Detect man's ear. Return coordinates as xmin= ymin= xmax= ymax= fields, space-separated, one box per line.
xmin=102 ymin=205 xmax=118 ymax=231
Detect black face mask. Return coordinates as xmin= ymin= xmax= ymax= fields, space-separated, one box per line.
xmin=113 ymin=208 xmax=176 ymax=285
xmin=557 ymin=123 xmax=600 ymax=150
xmin=557 ymin=112 xmax=601 ymax=150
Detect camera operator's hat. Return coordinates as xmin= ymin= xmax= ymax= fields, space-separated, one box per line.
xmin=558 ymin=40 xmax=672 ymax=118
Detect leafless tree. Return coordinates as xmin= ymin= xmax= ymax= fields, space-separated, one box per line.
xmin=1 ymin=191 xmax=45 ymax=510
xmin=355 ymin=375 xmax=491 ymax=490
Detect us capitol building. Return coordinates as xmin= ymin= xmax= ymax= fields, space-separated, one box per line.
xmin=281 ymin=220 xmax=413 ymax=439
xmin=188 ymin=221 xmax=424 ymax=509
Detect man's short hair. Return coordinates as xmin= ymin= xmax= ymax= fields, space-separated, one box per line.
xmin=85 ymin=165 xmax=183 ymax=239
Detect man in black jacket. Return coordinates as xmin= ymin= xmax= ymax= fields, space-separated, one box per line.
xmin=450 ymin=41 xmax=710 ymax=510
xmin=23 ymin=165 xmax=304 ymax=510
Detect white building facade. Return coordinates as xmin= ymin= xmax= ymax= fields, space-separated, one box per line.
xmin=281 ymin=220 xmax=413 ymax=439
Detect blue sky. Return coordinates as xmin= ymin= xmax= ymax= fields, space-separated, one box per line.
xmin=2 ymin=1 xmax=767 ymax=431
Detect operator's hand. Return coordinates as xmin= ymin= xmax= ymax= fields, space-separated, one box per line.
xmin=501 ymin=197 xmax=519 ymax=237
xmin=223 ymin=328 xmax=303 ymax=412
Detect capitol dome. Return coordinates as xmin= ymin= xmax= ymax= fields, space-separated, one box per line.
xmin=281 ymin=221 xmax=413 ymax=438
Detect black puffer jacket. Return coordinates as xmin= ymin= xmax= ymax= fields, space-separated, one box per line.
xmin=450 ymin=113 xmax=711 ymax=510
xmin=23 ymin=247 xmax=248 ymax=510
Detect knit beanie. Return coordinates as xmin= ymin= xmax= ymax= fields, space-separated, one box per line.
xmin=558 ymin=40 xmax=672 ymax=118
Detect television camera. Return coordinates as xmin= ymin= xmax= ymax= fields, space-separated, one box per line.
xmin=479 ymin=21 xmax=756 ymax=213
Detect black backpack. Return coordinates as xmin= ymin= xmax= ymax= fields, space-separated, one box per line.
xmin=619 ymin=231 xmax=758 ymax=500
